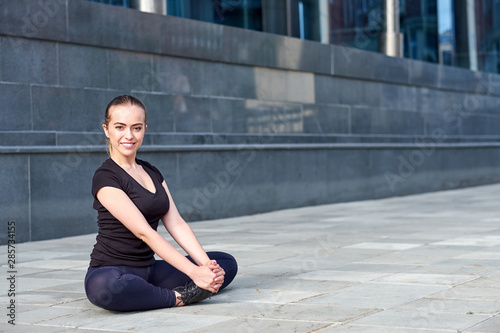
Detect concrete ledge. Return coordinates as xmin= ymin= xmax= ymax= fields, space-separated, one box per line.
xmin=2 ymin=141 xmax=500 ymax=154
xmin=2 ymin=130 xmax=500 ymax=146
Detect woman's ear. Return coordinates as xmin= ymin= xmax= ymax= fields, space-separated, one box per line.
xmin=102 ymin=124 xmax=109 ymax=138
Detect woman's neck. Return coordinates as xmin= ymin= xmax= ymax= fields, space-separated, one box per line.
xmin=110 ymin=153 xmax=137 ymax=170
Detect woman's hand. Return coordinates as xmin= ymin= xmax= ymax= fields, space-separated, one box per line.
xmin=204 ymin=260 xmax=225 ymax=293
xmin=190 ymin=265 xmax=220 ymax=293
xmin=190 ymin=260 xmax=225 ymax=293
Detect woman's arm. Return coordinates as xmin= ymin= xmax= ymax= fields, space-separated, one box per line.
xmin=96 ymin=186 xmax=219 ymax=292
xmin=160 ymin=181 xmax=225 ymax=290
xmin=160 ymin=181 xmax=212 ymax=265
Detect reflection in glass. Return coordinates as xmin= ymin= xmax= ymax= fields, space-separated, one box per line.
xmin=245 ymin=100 xmax=303 ymax=134
xmin=88 ymin=0 xmax=130 ymax=6
xmin=329 ymin=0 xmax=382 ymax=53
xmin=262 ymin=0 xmax=288 ymax=36
xmin=288 ymin=0 xmax=322 ymax=41
xmin=400 ymin=0 xmax=439 ymax=63
xmin=167 ymin=0 xmax=263 ymax=31
xmin=438 ymin=0 xmax=455 ymax=66
xmin=475 ymin=0 xmax=500 ymax=73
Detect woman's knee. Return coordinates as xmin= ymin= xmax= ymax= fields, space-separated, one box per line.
xmin=215 ymin=252 xmax=238 ymax=272
xmin=85 ymin=268 xmax=131 ymax=310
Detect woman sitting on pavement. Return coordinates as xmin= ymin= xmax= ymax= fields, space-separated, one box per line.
xmin=84 ymin=95 xmax=237 ymax=311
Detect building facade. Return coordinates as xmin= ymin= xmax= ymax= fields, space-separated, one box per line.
xmin=1 ymin=0 xmax=500 ymax=244
xmin=91 ymin=0 xmax=500 ymax=74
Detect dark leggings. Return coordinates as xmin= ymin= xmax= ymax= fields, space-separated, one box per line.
xmin=84 ymin=251 xmax=237 ymax=312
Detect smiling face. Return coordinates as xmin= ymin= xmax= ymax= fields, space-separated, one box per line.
xmin=103 ymin=103 xmax=146 ymax=161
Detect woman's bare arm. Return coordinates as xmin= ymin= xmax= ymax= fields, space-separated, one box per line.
xmin=96 ymin=186 xmax=218 ymax=291
xmin=160 ymin=181 xmax=225 ymax=288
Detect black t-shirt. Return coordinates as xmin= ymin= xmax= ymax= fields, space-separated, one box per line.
xmin=89 ymin=158 xmax=170 ymax=267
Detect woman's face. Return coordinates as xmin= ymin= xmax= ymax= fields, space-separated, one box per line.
xmin=103 ymin=103 xmax=146 ymax=159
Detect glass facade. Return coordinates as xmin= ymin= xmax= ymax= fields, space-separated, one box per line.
xmin=89 ymin=0 xmax=130 ymax=6
xmin=475 ymin=0 xmax=500 ymax=73
xmin=166 ymin=0 xmax=263 ymax=31
xmin=400 ymin=0 xmax=439 ymax=63
xmin=87 ymin=0 xmax=500 ymax=74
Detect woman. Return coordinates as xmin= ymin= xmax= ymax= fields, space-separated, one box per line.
xmin=84 ymin=95 xmax=237 ymax=311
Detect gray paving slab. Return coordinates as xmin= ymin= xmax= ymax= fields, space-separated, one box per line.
xmin=397 ymin=298 xmax=500 ymax=315
xmin=318 ymin=325 xmax=452 ymax=333
xmin=465 ymin=315 xmax=500 ymax=332
xmin=2 ymin=183 xmax=500 ymax=332
xmin=348 ymin=308 xmax=490 ymax=331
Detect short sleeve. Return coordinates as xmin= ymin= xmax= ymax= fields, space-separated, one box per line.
xmin=91 ymin=168 xmax=123 ymax=199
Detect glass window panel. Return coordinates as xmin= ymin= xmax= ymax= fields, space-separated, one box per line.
xmin=87 ymin=0 xmax=129 ymax=6
xmin=328 ymin=0 xmax=382 ymax=53
xmin=262 ymin=0 xmax=288 ymax=36
xmin=400 ymin=0 xmax=439 ymax=63
xmin=475 ymin=0 xmax=500 ymax=73
xmin=167 ymin=0 xmax=263 ymax=31
xmin=438 ymin=0 xmax=455 ymax=66
xmin=288 ymin=0 xmax=321 ymax=41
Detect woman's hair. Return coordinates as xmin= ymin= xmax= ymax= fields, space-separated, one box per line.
xmin=104 ymin=95 xmax=147 ymax=154
xmin=104 ymin=95 xmax=147 ymax=125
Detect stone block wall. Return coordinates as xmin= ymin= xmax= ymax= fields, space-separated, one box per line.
xmin=1 ymin=0 xmax=500 ymax=244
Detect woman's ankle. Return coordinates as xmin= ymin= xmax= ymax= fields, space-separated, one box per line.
xmin=174 ymin=291 xmax=184 ymax=307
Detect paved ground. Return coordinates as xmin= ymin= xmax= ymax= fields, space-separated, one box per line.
xmin=2 ymin=183 xmax=500 ymax=333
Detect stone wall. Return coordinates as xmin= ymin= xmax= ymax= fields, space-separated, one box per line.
xmin=1 ymin=0 xmax=500 ymax=244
